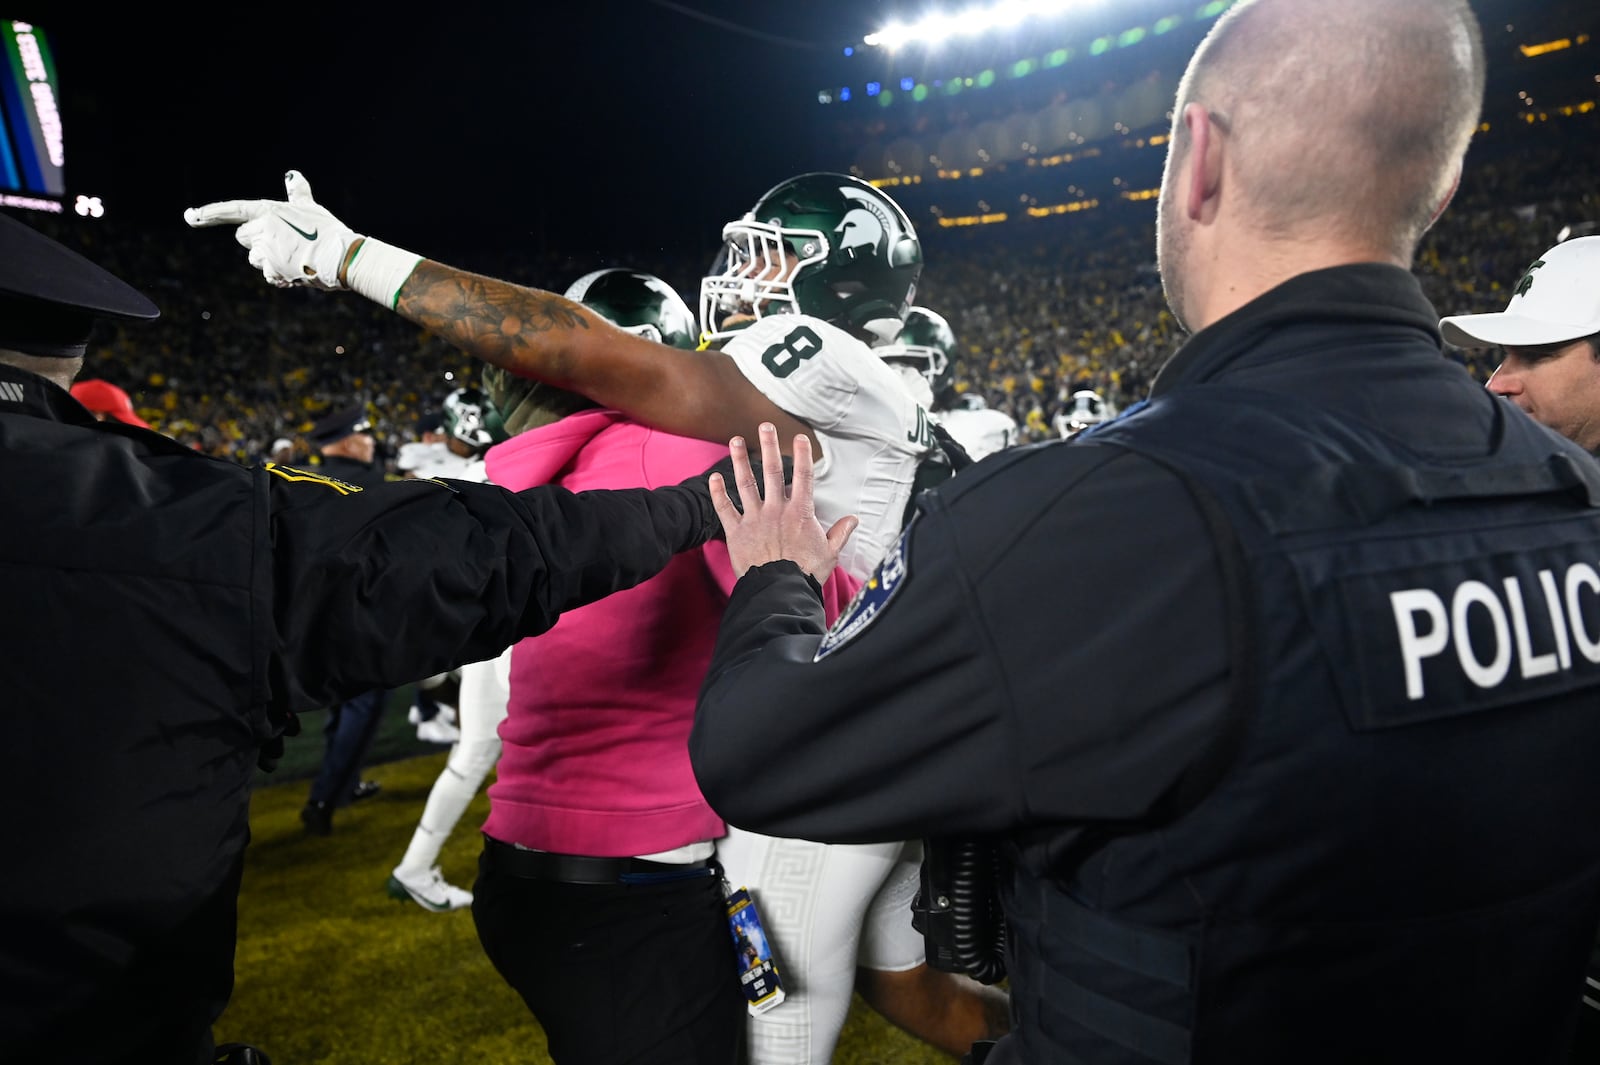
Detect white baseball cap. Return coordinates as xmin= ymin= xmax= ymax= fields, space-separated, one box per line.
xmin=1439 ymin=236 xmax=1600 ymax=349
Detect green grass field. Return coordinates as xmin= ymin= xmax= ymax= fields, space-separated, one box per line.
xmin=213 ymin=694 xmax=954 ymax=1064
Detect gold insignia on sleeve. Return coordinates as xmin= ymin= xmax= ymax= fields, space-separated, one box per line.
xmin=265 ymin=462 xmax=363 ymax=495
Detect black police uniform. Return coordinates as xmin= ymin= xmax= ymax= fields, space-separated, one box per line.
xmin=298 ymin=412 xmax=394 ymax=826
xmin=308 ymin=405 xmax=386 ymax=490
xmin=316 ymin=453 xmax=388 ymax=490
xmin=690 ymin=264 xmax=1600 ymax=1064
xmin=0 ymin=364 xmax=723 ymax=1065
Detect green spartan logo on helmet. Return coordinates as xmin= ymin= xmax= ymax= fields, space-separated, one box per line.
xmin=751 ymin=173 xmax=924 ymax=334
xmin=442 ymin=387 xmax=508 ymax=452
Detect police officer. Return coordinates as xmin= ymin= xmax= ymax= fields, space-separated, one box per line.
xmin=0 ymin=213 xmax=738 ymax=1065
xmin=687 ymin=2 xmax=1600 ymax=1062
xmin=307 ymin=404 xmax=384 ymax=488
xmin=298 ymin=403 xmax=394 ymax=834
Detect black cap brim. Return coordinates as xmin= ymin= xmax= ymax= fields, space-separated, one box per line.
xmin=0 ymin=210 xmax=159 ymax=322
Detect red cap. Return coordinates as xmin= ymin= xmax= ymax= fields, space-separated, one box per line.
xmin=70 ymin=379 xmax=151 ymax=429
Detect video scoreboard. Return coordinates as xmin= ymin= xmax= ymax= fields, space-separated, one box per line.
xmin=0 ymin=19 xmax=77 ymax=216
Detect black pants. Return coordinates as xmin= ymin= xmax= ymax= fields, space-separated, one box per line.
xmin=472 ymin=843 xmax=744 ymax=1065
xmin=308 ymin=687 xmax=388 ymax=807
xmin=6 ymin=852 xmax=244 ymax=1065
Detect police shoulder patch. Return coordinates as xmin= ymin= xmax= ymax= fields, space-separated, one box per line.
xmin=815 ymin=518 xmax=914 ymax=661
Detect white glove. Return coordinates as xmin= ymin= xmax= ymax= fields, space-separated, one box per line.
xmin=184 ymin=170 xmax=358 ymax=290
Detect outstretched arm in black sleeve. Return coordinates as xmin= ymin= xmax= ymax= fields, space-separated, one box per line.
xmin=689 ymin=422 xmax=1019 ymax=843
xmin=690 ymin=427 xmax=1235 ymax=851
xmin=262 ymin=463 xmax=719 ymax=714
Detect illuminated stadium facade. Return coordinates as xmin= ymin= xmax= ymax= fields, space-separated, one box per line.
xmin=802 ymin=0 xmax=1598 ymax=234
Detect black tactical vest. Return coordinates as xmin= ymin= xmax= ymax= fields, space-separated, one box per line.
xmin=1004 ymin=384 xmax=1600 ymax=1064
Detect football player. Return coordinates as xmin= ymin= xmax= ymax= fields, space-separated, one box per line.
xmin=387 ymin=384 xmax=515 ymax=910
xmin=397 ymin=385 xmax=508 ymax=481
xmin=874 ymin=304 xmax=948 ymax=410
xmin=1053 ymin=388 xmax=1114 ymax=439
xmin=880 ymin=305 xmax=1018 ymax=461
xmin=187 ymin=169 xmax=1006 ymax=1064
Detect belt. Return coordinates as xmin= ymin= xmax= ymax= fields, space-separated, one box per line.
xmin=482 ymin=835 xmax=720 ymax=885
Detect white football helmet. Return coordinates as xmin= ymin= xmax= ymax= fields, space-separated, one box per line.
xmin=1056 ymin=389 xmax=1111 ymax=438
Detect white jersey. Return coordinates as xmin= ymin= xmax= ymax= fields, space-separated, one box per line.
xmin=723 ymin=315 xmax=938 ymax=580
xmin=935 ymin=405 xmax=1018 ymax=462
xmin=445 ymin=454 xmax=488 ymax=483
xmin=884 ymin=362 xmax=936 ymax=410
xmin=401 ymin=442 xmax=487 ymax=482
xmin=719 ymin=315 xmax=937 ymax=1065
xmin=396 ymin=440 xmax=447 ymax=475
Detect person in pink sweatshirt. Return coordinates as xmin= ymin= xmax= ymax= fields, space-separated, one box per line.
xmin=470 ymin=268 xmax=855 ymax=1065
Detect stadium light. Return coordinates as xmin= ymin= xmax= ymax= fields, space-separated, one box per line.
xmin=864 ymin=0 xmax=1107 ymax=50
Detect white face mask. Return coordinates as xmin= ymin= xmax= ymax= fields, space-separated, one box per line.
xmin=700 ymin=219 xmax=824 ymax=341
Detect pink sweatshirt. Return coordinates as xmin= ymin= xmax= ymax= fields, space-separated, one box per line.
xmin=481 ymin=409 xmax=857 ymax=856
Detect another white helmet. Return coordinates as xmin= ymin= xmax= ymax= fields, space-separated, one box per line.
xmin=1056 ymin=389 xmax=1110 ymax=438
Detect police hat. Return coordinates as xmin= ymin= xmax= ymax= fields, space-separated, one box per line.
xmin=310 ymin=406 xmax=373 ymax=447
xmin=0 ymin=210 xmax=159 ymax=358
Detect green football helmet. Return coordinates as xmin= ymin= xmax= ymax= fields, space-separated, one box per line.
xmin=564 ymin=268 xmax=699 ymax=351
xmin=441 ymin=387 xmax=508 ymax=453
xmin=701 ymin=172 xmax=923 ymax=343
xmin=878 ymin=306 xmax=955 ymax=394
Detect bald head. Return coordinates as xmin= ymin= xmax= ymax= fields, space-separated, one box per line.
xmin=1177 ymin=0 xmax=1484 ymax=257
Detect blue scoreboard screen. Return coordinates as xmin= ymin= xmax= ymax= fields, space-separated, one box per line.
xmin=0 ymin=20 xmax=64 ymax=210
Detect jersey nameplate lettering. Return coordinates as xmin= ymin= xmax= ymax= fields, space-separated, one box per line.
xmin=815 ymin=519 xmax=913 ymax=661
xmin=1322 ymin=541 xmax=1600 ymax=730
xmin=906 ymin=405 xmax=939 ymax=450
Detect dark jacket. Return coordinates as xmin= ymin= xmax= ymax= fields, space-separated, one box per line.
xmin=0 ymin=364 xmax=719 ymax=1065
xmin=690 ymin=264 xmax=1600 ymax=1063
xmin=314 ymin=450 xmax=390 ymax=491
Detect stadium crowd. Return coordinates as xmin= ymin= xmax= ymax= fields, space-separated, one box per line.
xmin=24 ymin=117 xmax=1600 ymax=465
xmin=928 ymin=129 xmax=1600 ymax=440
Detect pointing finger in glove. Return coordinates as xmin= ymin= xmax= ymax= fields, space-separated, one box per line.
xmin=183 ymin=198 xmax=272 ymax=228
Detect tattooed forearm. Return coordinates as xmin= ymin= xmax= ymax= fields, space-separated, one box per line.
xmin=396 ymin=260 xmax=590 ymax=378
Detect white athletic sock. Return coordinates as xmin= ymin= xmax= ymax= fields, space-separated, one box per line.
xmin=397 ymin=779 xmax=468 ymax=875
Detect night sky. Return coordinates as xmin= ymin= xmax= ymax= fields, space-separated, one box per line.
xmin=37 ymin=2 xmax=911 ymax=256
xmin=25 ymin=0 xmax=1581 ymax=260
